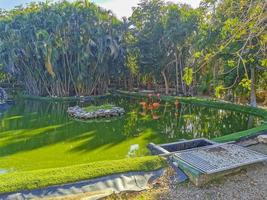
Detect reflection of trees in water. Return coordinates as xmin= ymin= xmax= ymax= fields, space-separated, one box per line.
xmin=1 ymin=100 xmax=69 ymax=131
xmin=0 ymin=97 xmax=132 ymax=157
xmin=149 ymin=102 xmax=261 ymax=140
xmin=247 ymin=115 xmax=255 ymax=129
xmin=123 ymin=110 xmax=139 ymax=137
xmin=0 ymin=97 xmax=262 ymax=157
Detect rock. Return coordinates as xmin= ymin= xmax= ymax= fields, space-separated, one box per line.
xmin=112 ymin=113 xmax=119 ymax=116
xmin=67 ymin=105 xmax=125 ymax=120
xmin=257 ymin=135 xmax=267 ymax=144
xmin=237 ymin=139 xmax=258 ymax=147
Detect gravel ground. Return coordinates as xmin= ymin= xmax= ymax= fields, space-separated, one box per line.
xmin=164 ymin=163 xmax=266 ymax=200
xmin=107 ymin=142 xmax=267 ymax=200
xmin=106 ymin=161 xmax=267 ymax=200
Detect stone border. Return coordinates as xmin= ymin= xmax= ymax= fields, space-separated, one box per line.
xmin=67 ymin=105 xmax=125 ymax=120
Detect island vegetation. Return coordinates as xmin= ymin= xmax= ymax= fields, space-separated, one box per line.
xmin=83 ymin=104 xmax=114 ymax=112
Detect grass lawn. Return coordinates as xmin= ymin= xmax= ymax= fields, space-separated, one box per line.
xmin=0 ymin=156 xmax=166 ymax=194
xmin=213 ymin=123 xmax=267 ymax=143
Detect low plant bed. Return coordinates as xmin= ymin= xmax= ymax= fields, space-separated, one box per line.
xmin=67 ymin=104 xmax=125 ymax=120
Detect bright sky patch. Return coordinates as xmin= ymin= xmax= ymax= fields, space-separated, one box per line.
xmin=0 ymin=0 xmax=201 ymax=18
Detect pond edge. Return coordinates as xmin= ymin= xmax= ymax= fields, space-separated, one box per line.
xmin=2 ymin=91 xmax=266 ymax=194
xmin=0 ymin=168 xmax=165 ymax=200
xmin=115 ymin=90 xmax=267 ymax=143
xmin=20 ymin=93 xmax=111 ymax=102
xmin=0 ymin=156 xmax=166 ymax=195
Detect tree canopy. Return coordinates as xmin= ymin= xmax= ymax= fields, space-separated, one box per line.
xmin=0 ymin=0 xmax=266 ymax=106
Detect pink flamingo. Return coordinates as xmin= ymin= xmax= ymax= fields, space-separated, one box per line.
xmin=139 ymin=101 xmax=147 ymax=109
xmin=175 ymin=100 xmax=180 ymax=108
xmin=152 ymin=113 xmax=160 ymax=120
xmin=139 ymin=93 xmax=161 ymax=119
xmin=175 ymin=100 xmax=180 ymax=116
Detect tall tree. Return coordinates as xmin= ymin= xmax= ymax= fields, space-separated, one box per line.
xmin=196 ymin=0 xmax=266 ymax=106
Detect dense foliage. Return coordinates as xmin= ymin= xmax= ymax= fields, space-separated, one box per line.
xmin=0 ymin=1 xmax=124 ymax=96
xmin=0 ymin=0 xmax=266 ymax=106
xmin=195 ymin=0 xmax=267 ymax=107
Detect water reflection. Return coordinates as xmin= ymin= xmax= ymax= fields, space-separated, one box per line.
xmin=127 ymin=144 xmax=140 ymax=157
xmin=0 ymin=169 xmax=8 ymax=175
xmin=0 ymin=96 xmax=263 ymax=171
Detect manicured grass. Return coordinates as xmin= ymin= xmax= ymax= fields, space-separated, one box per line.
xmin=83 ymin=104 xmax=114 ymax=112
xmin=213 ymin=123 xmax=267 ymax=143
xmin=0 ymin=156 xmax=166 ymax=194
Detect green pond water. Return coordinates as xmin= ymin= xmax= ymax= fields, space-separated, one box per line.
xmin=0 ymin=96 xmax=263 ymax=172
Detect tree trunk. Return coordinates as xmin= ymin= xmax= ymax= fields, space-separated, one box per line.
xmin=124 ymin=76 xmax=127 ymax=89
xmin=175 ymin=53 xmax=179 ymax=96
xmin=179 ymin=54 xmax=186 ymax=95
xmin=250 ymin=67 xmax=257 ymax=107
xmin=128 ymin=73 xmax=133 ymax=91
xmin=161 ymin=70 xmax=169 ymax=95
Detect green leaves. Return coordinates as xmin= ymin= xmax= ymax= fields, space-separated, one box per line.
xmin=260 ymin=59 xmax=267 ymax=68
xmin=249 ymin=57 xmax=255 ymax=63
xmin=221 ymin=18 xmax=239 ymax=38
xmin=259 ymin=33 xmax=267 ymax=44
xmin=183 ymin=67 xmax=193 ymax=86
xmin=227 ymin=60 xmax=235 ymax=67
xmin=126 ymin=51 xmax=139 ymax=75
xmin=196 ymin=0 xmax=266 ymax=101
xmin=0 ymin=1 xmax=125 ymax=96
xmin=235 ymin=29 xmax=247 ymax=40
xmin=0 ymin=0 xmax=266 ymax=100
xmin=44 ymin=46 xmax=55 ymax=78
xmin=215 ymin=85 xmax=224 ymax=98
xmin=36 ymin=30 xmax=49 ymax=41
xmin=194 ymin=51 xmax=202 ymax=59
xmin=239 ymin=77 xmax=251 ymax=91
xmin=204 ymin=53 xmax=212 ymax=61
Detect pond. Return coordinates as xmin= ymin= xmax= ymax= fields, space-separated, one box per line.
xmin=0 ymin=95 xmax=263 ymax=172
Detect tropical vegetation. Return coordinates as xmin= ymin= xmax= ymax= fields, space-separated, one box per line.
xmin=0 ymin=0 xmax=266 ymax=195
xmin=83 ymin=104 xmax=114 ymax=112
xmin=0 ymin=0 xmax=266 ymax=106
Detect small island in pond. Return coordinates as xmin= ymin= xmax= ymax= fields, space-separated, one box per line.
xmin=67 ymin=104 xmax=125 ymax=120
